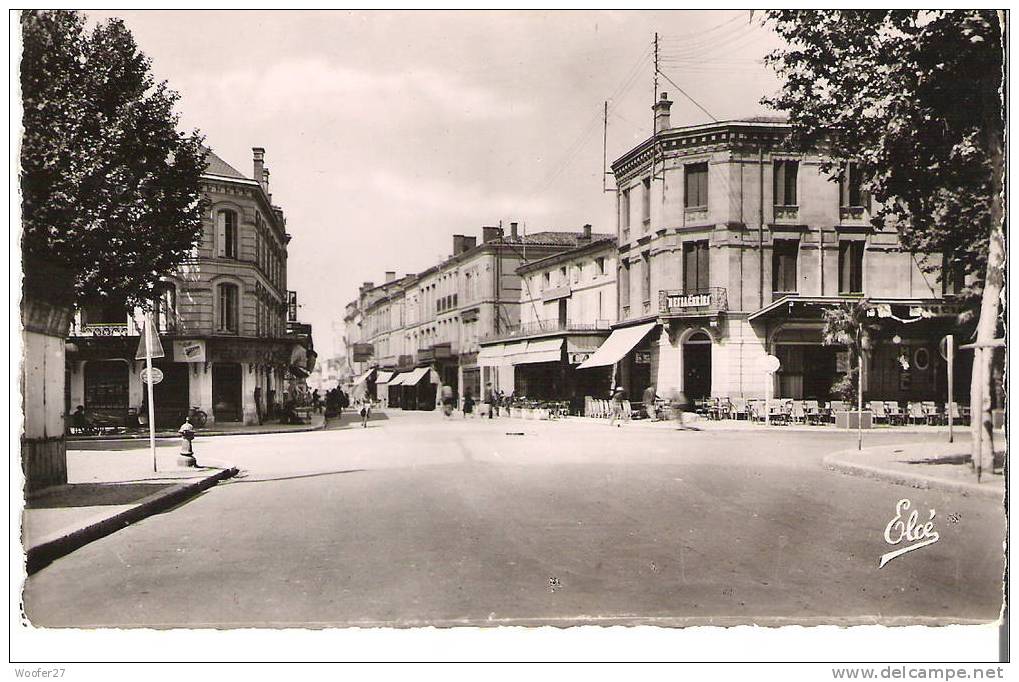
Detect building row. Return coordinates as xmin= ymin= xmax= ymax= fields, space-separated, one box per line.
xmin=345 ymin=94 xmax=970 ymax=411
xmin=65 ymin=147 xmax=316 ymax=428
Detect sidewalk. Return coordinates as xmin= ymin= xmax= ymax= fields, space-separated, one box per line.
xmin=67 ymin=413 xmax=325 ymax=442
xmin=564 ymin=414 xmax=983 ymax=435
xmin=22 ymin=446 xmax=238 ymax=574
xmin=823 ymin=441 xmax=1006 ymax=500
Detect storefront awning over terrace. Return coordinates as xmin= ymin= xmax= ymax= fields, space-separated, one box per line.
xmin=375 ymin=370 xmax=394 ymax=384
xmin=401 ymin=366 xmax=432 ymax=386
xmin=748 ymin=295 xmax=961 ymax=324
xmin=510 ymin=338 xmax=563 ymax=365
xmin=576 ymin=322 xmax=657 ymax=370
xmin=352 ymin=368 xmax=376 ymax=386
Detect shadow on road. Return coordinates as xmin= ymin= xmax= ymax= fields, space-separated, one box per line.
xmin=25 ymin=482 xmax=176 ymax=509
xmin=223 ymin=469 xmax=366 ymax=484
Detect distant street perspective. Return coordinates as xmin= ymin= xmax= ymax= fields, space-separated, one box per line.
xmin=24 ymin=410 xmax=1003 ymax=628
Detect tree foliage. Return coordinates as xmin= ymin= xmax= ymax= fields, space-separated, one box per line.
xmin=20 ymin=10 xmax=207 ymax=308
xmin=762 ymin=10 xmax=1003 ymax=295
xmin=821 ymin=300 xmax=880 ymax=404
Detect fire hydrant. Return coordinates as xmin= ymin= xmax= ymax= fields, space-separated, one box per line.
xmin=178 ymin=419 xmax=197 ymax=468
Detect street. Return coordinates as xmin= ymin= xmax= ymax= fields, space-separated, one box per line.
xmin=23 ymin=411 xmax=1004 ymax=628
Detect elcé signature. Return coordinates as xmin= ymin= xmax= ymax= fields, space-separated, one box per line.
xmin=879 ymin=499 xmax=940 ymax=568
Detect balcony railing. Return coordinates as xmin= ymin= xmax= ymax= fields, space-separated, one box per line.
xmin=658 ymin=287 xmax=728 ymax=318
xmin=483 ymin=319 xmax=612 ymax=342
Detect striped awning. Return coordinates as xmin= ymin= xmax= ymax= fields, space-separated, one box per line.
xmin=577 ymin=322 xmax=657 ymax=370
xmin=375 ymin=370 xmax=395 ymax=384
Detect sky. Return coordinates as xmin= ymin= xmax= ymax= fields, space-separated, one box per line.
xmin=84 ymin=10 xmax=787 ymax=360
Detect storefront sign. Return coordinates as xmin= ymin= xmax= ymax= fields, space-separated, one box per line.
xmin=666 ymin=293 xmax=711 ymax=309
xmin=658 ymin=289 xmax=726 ymax=317
xmin=907 ymin=303 xmax=964 ymax=318
xmin=173 ymin=339 xmax=206 ymax=363
xmin=287 ymin=291 xmax=298 ymax=322
xmin=635 ymin=351 xmax=651 ymax=365
xmin=569 ymin=352 xmax=593 ymax=364
xmin=352 ymin=343 xmax=374 ymax=361
xmin=79 ymin=323 xmax=132 ymax=337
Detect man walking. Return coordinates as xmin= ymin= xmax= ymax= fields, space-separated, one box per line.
xmin=642 ymin=383 xmax=658 ymax=421
xmin=485 ymin=382 xmax=496 ymax=419
xmin=609 ymin=385 xmax=627 ymax=428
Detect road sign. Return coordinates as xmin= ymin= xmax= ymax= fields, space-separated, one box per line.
xmin=135 ymin=319 xmax=165 ymax=360
xmin=939 ymin=334 xmax=953 ymax=361
xmin=140 ymin=367 xmax=164 ymax=385
xmin=763 ymin=354 xmax=781 ymax=373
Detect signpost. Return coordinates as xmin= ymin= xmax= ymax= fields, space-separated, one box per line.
xmin=135 ymin=315 xmax=165 ymax=472
xmin=140 ymin=367 xmax=164 ymax=385
xmin=763 ymin=354 xmax=781 ymax=427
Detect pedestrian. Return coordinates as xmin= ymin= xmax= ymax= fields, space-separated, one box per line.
xmin=311 ymin=389 xmax=321 ymax=414
xmin=609 ymin=385 xmax=627 ymax=428
xmin=485 ymin=382 xmax=496 ymax=419
xmin=671 ymin=388 xmax=698 ymax=431
xmin=463 ymin=390 xmax=475 ymax=418
xmin=642 ymin=383 xmax=658 ymax=421
xmin=359 ymin=398 xmax=371 ymax=428
xmin=441 ymin=384 xmax=454 ymax=418
xmin=339 ymin=390 xmax=349 ymax=417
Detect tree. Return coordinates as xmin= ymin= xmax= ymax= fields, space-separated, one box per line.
xmin=821 ymin=300 xmax=878 ymax=406
xmin=762 ymin=10 xmax=1004 ymax=467
xmin=20 ymin=10 xmax=207 ymax=310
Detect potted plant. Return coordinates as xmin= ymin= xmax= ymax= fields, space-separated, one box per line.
xmin=822 ymin=300 xmax=875 ymax=430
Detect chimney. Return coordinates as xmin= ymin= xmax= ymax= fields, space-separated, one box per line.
xmin=385 ymin=271 xmax=396 ymax=283
xmin=453 ymin=234 xmax=467 ymax=255
xmin=510 ymin=222 xmax=519 ymax=240
xmin=578 ymin=223 xmax=592 ymax=244
xmin=463 ymin=236 xmax=477 ymax=251
xmin=653 ymin=92 xmax=673 ymax=134
xmin=262 ymin=167 xmax=271 ymax=199
xmin=482 ymin=225 xmax=503 ymax=243
xmin=252 ymin=147 xmax=266 ymax=188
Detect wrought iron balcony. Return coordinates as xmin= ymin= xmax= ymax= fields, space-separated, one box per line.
xmin=483 ymin=319 xmax=612 ymax=342
xmin=658 ymin=287 xmax=728 ymax=318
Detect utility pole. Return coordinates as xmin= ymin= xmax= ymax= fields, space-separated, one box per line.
xmin=602 ymin=100 xmax=609 ymax=193
xmin=652 ymin=32 xmax=659 ymax=182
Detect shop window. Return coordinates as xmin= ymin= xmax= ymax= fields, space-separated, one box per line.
xmin=683 ymin=240 xmax=710 ymax=293
xmin=838 ymin=241 xmax=865 ymax=294
xmin=217 ymin=282 xmax=239 ymax=334
xmin=684 ymin=162 xmax=708 ymax=209
xmin=773 ymin=160 xmax=798 ymax=206
xmin=217 ymin=209 xmax=239 ymax=259
xmin=772 ymin=240 xmax=799 ymax=294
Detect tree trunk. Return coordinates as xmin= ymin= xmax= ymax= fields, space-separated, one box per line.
xmin=971 ymin=42 xmax=1005 ymax=474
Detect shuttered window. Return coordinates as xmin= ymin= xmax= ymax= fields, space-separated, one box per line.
xmin=839 ymin=162 xmax=866 ymax=208
xmin=619 ymin=261 xmax=631 ymax=307
xmin=683 ymin=241 xmax=710 ymax=292
xmin=217 ymin=210 xmax=239 ymax=259
xmin=641 ymin=252 xmax=651 ymax=302
xmin=838 ymin=241 xmax=865 ymax=294
xmin=773 ymin=160 xmax=798 ymax=206
xmin=218 ymin=283 xmax=239 ymax=333
xmin=684 ymin=163 xmax=708 ymax=208
xmin=772 ymin=240 xmax=799 ymax=293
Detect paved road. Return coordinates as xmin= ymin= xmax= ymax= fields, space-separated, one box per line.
xmin=23 ymin=411 xmax=1005 ymax=627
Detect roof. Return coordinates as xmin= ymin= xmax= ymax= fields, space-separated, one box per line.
xmin=203 ymin=149 xmax=248 ymax=179
xmin=517 ymin=236 xmax=617 ymax=274
xmin=496 ymin=230 xmax=615 ymax=247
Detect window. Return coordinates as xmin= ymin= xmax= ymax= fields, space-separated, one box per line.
xmin=543 ymin=272 xmax=551 ymax=289
xmin=83 ymin=296 xmax=127 ymax=325
xmin=838 ymin=241 xmax=865 ymax=294
xmin=217 ymin=283 xmax=239 ymax=333
xmin=772 ymin=240 xmax=799 ymax=293
xmin=620 ymin=189 xmax=631 ymax=231
xmin=153 ymin=282 xmax=177 ymax=332
xmin=641 ymin=252 xmax=651 ymax=302
xmin=218 ymin=210 xmax=239 ymax=259
xmin=773 ymin=160 xmax=798 ymax=206
xmin=619 ymin=261 xmax=631 ymax=308
xmin=942 ymin=253 xmax=966 ymax=296
xmin=595 ymin=256 xmax=606 ymax=276
xmin=684 ymin=162 xmax=708 ymax=209
xmin=840 ymin=161 xmax=865 ymax=208
xmin=641 ymin=177 xmax=651 ymax=225
xmin=683 ymin=240 xmax=710 ymax=293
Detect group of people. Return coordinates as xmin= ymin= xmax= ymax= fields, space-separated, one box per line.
xmin=320 ymin=388 xmax=350 ymax=419
xmin=608 ymin=383 xmax=696 ymax=430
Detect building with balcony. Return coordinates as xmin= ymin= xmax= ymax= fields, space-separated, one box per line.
xmin=587 ymin=93 xmax=966 ymax=404
xmin=348 ymin=223 xmax=600 ymax=409
xmin=66 ymin=147 xmax=314 ymax=427
xmin=477 ymin=225 xmax=617 ymax=405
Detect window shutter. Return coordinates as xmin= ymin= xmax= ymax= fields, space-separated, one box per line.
xmin=785 ymin=242 xmax=798 ymax=292
xmin=216 ymin=212 xmax=226 ymax=257
xmin=697 ymin=241 xmax=710 ymax=291
xmin=773 ymin=161 xmax=785 ymax=206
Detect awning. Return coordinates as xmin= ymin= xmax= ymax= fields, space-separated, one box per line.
xmin=577 ymin=322 xmax=657 ymax=370
xmin=513 ymin=338 xmax=563 ymax=365
xmin=402 ymin=366 xmax=431 ymax=386
xmin=376 ymin=370 xmax=394 ymax=384
xmin=352 ymin=368 xmax=376 ymax=386
xmin=478 ymin=344 xmax=511 ymax=367
xmin=388 ymin=372 xmax=408 ymax=386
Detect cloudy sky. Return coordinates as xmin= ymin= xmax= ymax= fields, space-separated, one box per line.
xmin=85 ymin=10 xmax=786 ymax=358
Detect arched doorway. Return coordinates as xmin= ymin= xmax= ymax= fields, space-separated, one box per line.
xmin=683 ymin=331 xmax=712 ymax=399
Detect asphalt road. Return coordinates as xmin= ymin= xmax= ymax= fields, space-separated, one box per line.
xmin=23 ymin=411 xmax=1005 ymax=628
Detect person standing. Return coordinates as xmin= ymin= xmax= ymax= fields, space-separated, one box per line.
xmin=359 ymin=397 xmax=371 ymax=428
xmin=440 ymin=384 xmax=454 ymax=418
xmin=485 ymin=382 xmax=496 ymax=419
xmin=463 ymin=391 xmax=475 ymax=418
xmin=671 ymin=388 xmax=697 ymax=430
xmin=609 ymin=385 xmax=627 ymax=428
xmin=642 ymin=384 xmax=658 ymax=421
xmin=311 ymin=389 xmax=321 ymax=414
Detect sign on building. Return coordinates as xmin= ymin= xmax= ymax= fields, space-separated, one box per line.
xmin=287 ymin=291 xmax=298 ymax=322
xmin=352 ymin=343 xmax=374 ymax=361
xmin=173 ymin=339 xmax=206 ymax=363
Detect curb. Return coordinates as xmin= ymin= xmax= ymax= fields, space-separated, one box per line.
xmin=823 ymin=450 xmax=1003 ymax=500
xmin=25 ymin=467 xmax=239 ymax=575
xmin=67 ymin=421 xmax=325 ymax=443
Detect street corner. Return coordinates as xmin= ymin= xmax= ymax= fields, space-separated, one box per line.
xmin=823 ymin=442 xmax=1004 ymax=501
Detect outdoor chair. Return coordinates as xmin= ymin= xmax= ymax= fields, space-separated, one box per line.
xmin=946 ymin=402 xmax=965 ymax=425
xmin=712 ymin=397 xmax=731 ymax=421
xmin=869 ymin=401 xmax=889 ymax=425
xmin=803 ymin=400 xmax=822 ymax=425
xmin=790 ymin=400 xmax=807 ymax=424
xmin=922 ymin=401 xmax=942 ymax=425
xmin=907 ymin=402 xmax=926 ymax=425
xmin=731 ymin=397 xmax=748 ymax=420
xmin=884 ymin=401 xmax=905 ymax=426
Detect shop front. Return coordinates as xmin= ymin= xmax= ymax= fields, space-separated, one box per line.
xmin=577 ymin=321 xmax=658 ymax=402
xmin=460 ymin=352 xmax=480 ymax=403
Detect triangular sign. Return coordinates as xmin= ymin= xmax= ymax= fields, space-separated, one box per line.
xmin=135 ymin=318 xmax=166 ymax=360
